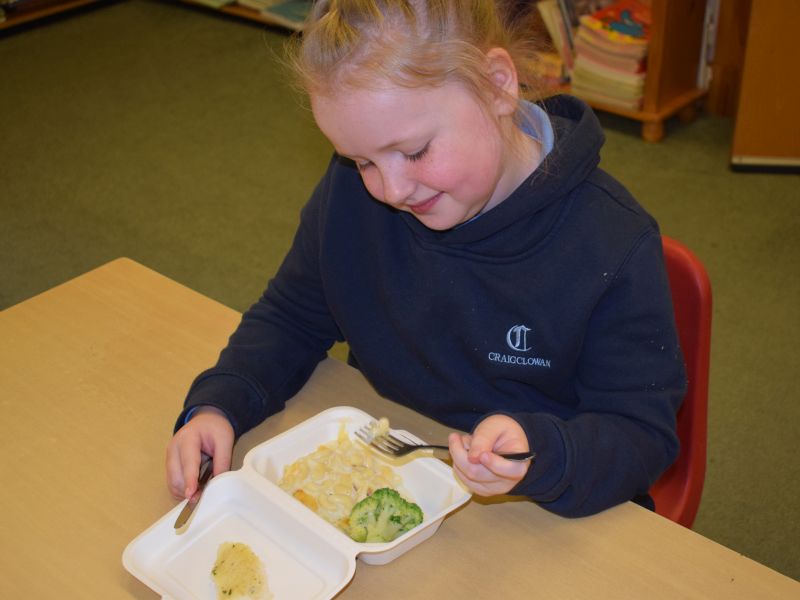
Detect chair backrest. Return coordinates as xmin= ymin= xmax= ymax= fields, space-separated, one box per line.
xmin=650 ymin=236 xmax=712 ymax=528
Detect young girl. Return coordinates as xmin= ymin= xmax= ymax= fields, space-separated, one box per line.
xmin=166 ymin=0 xmax=686 ymax=517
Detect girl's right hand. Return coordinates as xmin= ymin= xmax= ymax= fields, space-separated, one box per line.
xmin=165 ymin=406 xmax=235 ymax=500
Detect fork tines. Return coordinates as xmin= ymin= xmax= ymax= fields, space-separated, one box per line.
xmin=355 ymin=422 xmax=405 ymax=456
xmin=372 ymin=432 xmax=405 ymax=454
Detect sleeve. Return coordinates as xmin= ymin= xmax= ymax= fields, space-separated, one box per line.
xmin=174 ymin=161 xmax=345 ymax=438
xmin=507 ymin=232 xmax=687 ymax=517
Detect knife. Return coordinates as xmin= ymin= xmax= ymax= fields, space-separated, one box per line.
xmin=174 ymin=454 xmax=213 ymax=530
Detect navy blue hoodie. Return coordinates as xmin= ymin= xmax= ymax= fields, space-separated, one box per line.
xmin=177 ymin=95 xmax=686 ymax=518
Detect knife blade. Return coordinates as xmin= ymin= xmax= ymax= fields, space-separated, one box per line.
xmin=174 ymin=455 xmax=213 ymax=530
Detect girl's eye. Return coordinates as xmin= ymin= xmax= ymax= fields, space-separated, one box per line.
xmin=406 ymin=143 xmax=429 ymax=163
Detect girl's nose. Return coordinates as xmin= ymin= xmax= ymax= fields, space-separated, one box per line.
xmin=380 ymin=166 xmax=415 ymax=207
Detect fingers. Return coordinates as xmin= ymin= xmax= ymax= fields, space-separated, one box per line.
xmin=210 ymin=436 xmax=233 ymax=476
xmin=165 ymin=430 xmax=199 ymax=500
xmin=165 ymin=409 xmax=235 ymax=501
xmin=466 ymin=432 xmax=494 ymax=464
xmin=453 ymin=453 xmax=527 ymax=496
xmin=179 ymin=435 xmax=203 ymax=499
xmin=165 ymin=442 xmax=186 ymax=500
xmin=448 ymin=432 xmax=468 ymax=462
xmin=448 ymin=418 xmax=531 ymax=496
xmin=448 ymin=432 xmax=496 ymax=495
xmin=478 ymin=450 xmax=529 ymax=479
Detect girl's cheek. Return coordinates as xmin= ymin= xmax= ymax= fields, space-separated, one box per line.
xmin=360 ymin=172 xmax=385 ymax=203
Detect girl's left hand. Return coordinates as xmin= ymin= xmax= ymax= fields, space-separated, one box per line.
xmin=448 ymin=414 xmax=532 ymax=496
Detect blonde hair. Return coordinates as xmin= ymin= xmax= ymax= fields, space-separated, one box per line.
xmin=286 ymin=0 xmax=546 ymax=125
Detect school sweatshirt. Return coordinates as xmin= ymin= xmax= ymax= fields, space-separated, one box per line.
xmin=176 ymin=94 xmax=687 ymax=518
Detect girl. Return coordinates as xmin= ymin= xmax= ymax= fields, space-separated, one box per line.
xmin=166 ymin=0 xmax=686 ymax=517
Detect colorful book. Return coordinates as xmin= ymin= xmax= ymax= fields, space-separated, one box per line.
xmin=575 ymin=21 xmax=648 ymax=58
xmin=579 ymin=0 xmax=651 ymax=44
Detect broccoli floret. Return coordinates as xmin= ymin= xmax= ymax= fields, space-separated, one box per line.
xmin=347 ymin=488 xmax=424 ymax=543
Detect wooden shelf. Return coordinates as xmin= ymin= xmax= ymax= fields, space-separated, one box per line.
xmin=551 ymin=0 xmax=710 ymax=142
xmin=0 ymin=0 xmax=302 ymax=31
xmin=0 ymin=0 xmax=107 ymax=30
xmin=175 ymin=0 xmax=304 ymax=32
xmin=634 ymin=0 xmax=709 ymax=141
xmin=582 ymin=86 xmax=707 ymax=142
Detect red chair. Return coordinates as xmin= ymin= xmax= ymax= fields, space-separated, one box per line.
xmin=650 ymin=236 xmax=712 ymax=528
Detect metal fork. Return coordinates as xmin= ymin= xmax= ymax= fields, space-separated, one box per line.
xmin=355 ymin=422 xmax=536 ymax=462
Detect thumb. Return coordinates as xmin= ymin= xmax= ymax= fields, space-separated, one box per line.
xmin=467 ymin=430 xmax=495 ymax=464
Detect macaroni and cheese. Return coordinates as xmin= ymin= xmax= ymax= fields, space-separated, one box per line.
xmin=278 ymin=423 xmax=403 ymax=530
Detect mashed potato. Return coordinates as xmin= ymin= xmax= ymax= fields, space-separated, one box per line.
xmin=211 ymin=542 xmax=272 ymax=600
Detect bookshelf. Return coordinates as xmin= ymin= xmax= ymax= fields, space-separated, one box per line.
xmin=168 ymin=1 xmax=708 ymax=143
xmin=168 ymin=0 xmax=708 ymax=142
xmin=633 ymin=0 xmax=708 ymax=142
xmin=549 ymin=0 xmax=709 ymax=142
xmin=0 ymin=0 xmax=108 ymax=30
xmin=2 ymin=0 xmax=707 ymax=143
xmin=173 ymin=0 xmax=306 ymax=32
xmin=0 ymin=0 xmax=305 ymax=31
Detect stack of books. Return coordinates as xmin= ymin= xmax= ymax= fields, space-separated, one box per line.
xmin=569 ymin=0 xmax=650 ymax=111
xmin=536 ymin=0 xmax=575 ymax=76
xmin=529 ymin=51 xmax=568 ymax=90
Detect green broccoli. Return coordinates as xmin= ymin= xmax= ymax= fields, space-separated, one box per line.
xmin=347 ymin=488 xmax=424 ymax=543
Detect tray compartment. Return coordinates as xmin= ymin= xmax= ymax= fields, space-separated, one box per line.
xmin=123 ymin=472 xmax=355 ymax=599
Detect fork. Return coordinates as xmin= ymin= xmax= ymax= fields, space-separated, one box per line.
xmin=355 ymin=423 xmax=536 ymax=462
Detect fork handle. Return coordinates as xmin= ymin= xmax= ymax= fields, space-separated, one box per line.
xmin=496 ymin=451 xmax=536 ymax=462
xmin=424 ymin=445 xmax=535 ymax=462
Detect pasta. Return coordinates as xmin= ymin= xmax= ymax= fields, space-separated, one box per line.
xmin=278 ymin=422 xmax=404 ymax=530
xmin=361 ymin=417 xmax=390 ymax=442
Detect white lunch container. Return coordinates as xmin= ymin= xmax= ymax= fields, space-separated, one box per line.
xmin=123 ymin=406 xmax=472 ymax=599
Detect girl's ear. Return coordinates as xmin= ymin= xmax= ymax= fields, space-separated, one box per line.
xmin=486 ymin=47 xmax=520 ymax=117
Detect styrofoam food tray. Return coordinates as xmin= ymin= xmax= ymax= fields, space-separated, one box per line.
xmin=123 ymin=406 xmax=471 ymax=599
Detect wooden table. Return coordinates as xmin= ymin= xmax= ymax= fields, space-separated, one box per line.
xmin=1 ymin=258 xmax=797 ymax=599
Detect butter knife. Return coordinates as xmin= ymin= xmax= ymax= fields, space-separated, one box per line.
xmin=174 ymin=455 xmax=213 ymax=530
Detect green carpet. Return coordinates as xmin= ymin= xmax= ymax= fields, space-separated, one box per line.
xmin=2 ymin=0 xmax=799 ymax=581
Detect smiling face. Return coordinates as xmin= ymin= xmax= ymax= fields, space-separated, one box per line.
xmin=311 ymin=77 xmax=539 ymax=231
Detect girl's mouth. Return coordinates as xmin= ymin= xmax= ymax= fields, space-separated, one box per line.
xmin=409 ymin=192 xmax=442 ymax=215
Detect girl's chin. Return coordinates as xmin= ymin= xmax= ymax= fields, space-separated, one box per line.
xmin=412 ymin=212 xmax=465 ymax=232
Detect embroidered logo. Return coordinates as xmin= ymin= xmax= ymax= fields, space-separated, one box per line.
xmin=506 ymin=324 xmax=532 ymax=352
xmin=488 ymin=323 xmax=552 ymax=368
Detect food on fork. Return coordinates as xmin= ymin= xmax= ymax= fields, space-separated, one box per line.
xmin=347 ymin=487 xmax=424 ymax=543
xmin=360 ymin=416 xmax=390 ymax=442
xmin=211 ymin=542 xmax=272 ymax=600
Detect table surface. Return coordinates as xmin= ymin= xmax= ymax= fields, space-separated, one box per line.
xmin=1 ymin=258 xmax=797 ymax=599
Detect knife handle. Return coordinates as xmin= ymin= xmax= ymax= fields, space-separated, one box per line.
xmin=193 ymin=454 xmax=214 ymax=499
